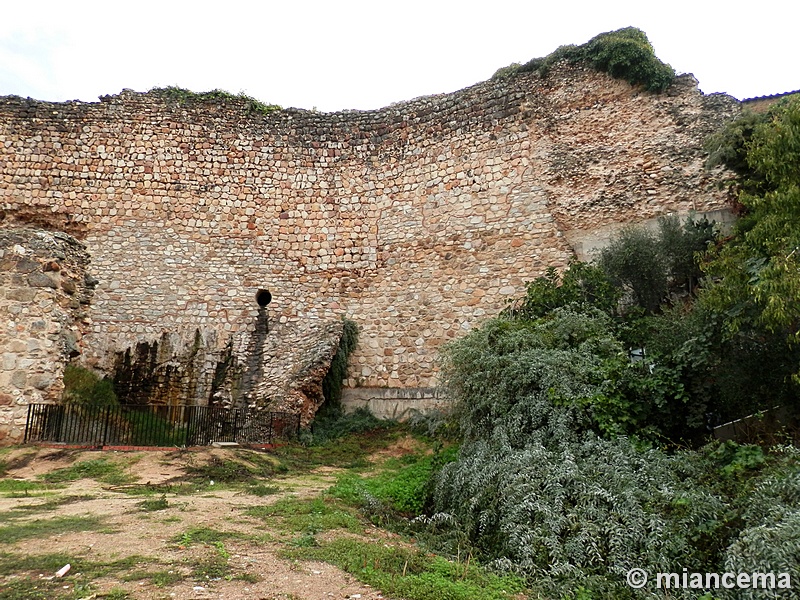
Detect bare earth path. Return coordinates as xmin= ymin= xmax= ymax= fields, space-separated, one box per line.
xmin=0 ymin=446 xmax=398 ymax=600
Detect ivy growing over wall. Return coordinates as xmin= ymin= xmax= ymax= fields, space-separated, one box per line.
xmin=321 ymin=318 xmax=359 ymax=408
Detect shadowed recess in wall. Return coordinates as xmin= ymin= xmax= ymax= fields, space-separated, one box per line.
xmin=113 ymin=329 xmax=213 ymax=406
xmin=236 ymin=304 xmax=270 ymax=410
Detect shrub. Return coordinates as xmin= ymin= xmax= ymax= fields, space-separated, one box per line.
xmin=503 ymin=261 xmax=619 ymax=320
xmin=658 ymin=214 xmax=717 ymax=295
xmin=496 ymin=27 xmax=675 ymax=92
xmin=431 ymin=436 xmax=727 ymax=598
xmin=441 ymin=307 xmax=625 ymax=447
xmin=723 ymin=446 xmax=800 ymax=597
xmin=62 ymin=364 xmax=118 ymax=407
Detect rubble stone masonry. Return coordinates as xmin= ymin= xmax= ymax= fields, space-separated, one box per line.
xmin=0 ymin=63 xmax=742 ymax=429
xmin=0 ymin=228 xmax=94 ymax=442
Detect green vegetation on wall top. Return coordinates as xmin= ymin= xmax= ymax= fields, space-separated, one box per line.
xmin=149 ymin=86 xmax=281 ymax=115
xmin=493 ymin=27 xmax=676 ymax=92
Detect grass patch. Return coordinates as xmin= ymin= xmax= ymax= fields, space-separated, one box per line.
xmin=40 ymin=458 xmax=133 ymax=485
xmin=330 ymin=442 xmax=458 ymax=520
xmin=0 ymin=552 xmax=149 ymax=599
xmin=123 ymin=568 xmax=185 ymax=587
xmin=0 ymin=576 xmax=66 ymax=599
xmin=183 ymin=451 xmax=286 ymax=487
xmin=185 ymin=458 xmax=258 ymax=484
xmin=332 ymin=456 xmax=431 ymax=515
xmin=174 ymin=527 xmax=240 ymax=547
xmin=246 ymin=483 xmax=281 ymax=497
xmin=0 ymin=515 xmax=105 ymax=544
xmin=284 ymin=537 xmax=526 ymax=600
xmin=107 ymin=481 xmax=196 ymax=496
xmin=183 ymin=539 xmax=231 ymax=581
xmin=160 ymin=515 xmax=182 ymax=523
xmin=245 ymin=496 xmax=362 ymax=534
xmin=0 ymin=479 xmax=61 ymax=497
xmin=137 ymin=494 xmax=169 ymax=512
xmin=192 ymin=553 xmax=229 ymax=580
xmin=273 ymin=425 xmax=404 ymax=472
xmin=9 ymin=495 xmax=95 ymax=515
xmin=0 ymin=552 xmax=77 ymax=576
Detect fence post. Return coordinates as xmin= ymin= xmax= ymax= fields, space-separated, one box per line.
xmin=23 ymin=404 xmax=34 ymax=443
xmin=101 ymin=406 xmax=112 ymax=447
xmin=269 ymin=412 xmax=274 ymax=445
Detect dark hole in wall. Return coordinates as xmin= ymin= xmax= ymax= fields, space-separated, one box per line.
xmin=256 ymin=289 xmax=272 ymax=307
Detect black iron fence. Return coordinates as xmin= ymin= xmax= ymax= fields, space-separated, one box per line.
xmin=23 ymin=403 xmax=300 ymax=447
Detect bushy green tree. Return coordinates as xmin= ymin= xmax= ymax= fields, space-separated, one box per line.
xmin=597 ymin=215 xmax=716 ymax=315
xmin=702 ymin=95 xmax=800 ymax=385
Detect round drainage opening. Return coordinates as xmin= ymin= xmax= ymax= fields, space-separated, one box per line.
xmin=255 ymin=289 xmax=272 ymax=307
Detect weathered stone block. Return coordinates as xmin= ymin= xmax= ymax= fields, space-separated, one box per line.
xmin=27 ymin=272 xmax=58 ymax=289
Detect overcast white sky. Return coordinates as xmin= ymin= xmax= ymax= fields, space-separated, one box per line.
xmin=0 ymin=0 xmax=795 ymax=113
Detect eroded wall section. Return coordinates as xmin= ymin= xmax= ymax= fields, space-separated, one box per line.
xmin=0 ymin=228 xmax=94 ymax=442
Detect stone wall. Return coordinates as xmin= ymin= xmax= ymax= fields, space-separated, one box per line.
xmin=0 ymin=227 xmax=94 ymax=442
xmin=0 ymin=63 xmax=742 ymax=421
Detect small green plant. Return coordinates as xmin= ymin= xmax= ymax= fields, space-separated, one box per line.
xmin=212 ymin=540 xmax=229 ymax=559
xmin=137 ymin=494 xmax=169 ymax=511
xmin=175 ymin=527 xmax=238 ymax=547
xmin=246 ymin=483 xmax=281 ymax=496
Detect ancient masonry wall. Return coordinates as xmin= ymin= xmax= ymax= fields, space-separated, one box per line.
xmin=0 ymin=64 xmax=741 ymax=429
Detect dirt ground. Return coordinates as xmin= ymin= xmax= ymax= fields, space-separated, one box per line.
xmin=0 ymin=445 xmax=402 ymax=600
